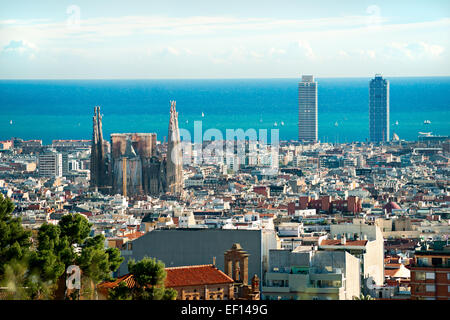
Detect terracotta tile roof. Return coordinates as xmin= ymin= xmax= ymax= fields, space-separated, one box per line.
xmin=320 ymin=239 xmax=368 ymax=246
xmin=384 ymin=256 xmax=400 ymax=264
xmin=385 ymin=269 xmax=400 ymax=277
xmin=165 ymin=265 xmax=234 ymax=288
xmin=118 ymin=231 xmax=145 ymax=240
xmin=98 ymin=265 xmax=234 ymax=292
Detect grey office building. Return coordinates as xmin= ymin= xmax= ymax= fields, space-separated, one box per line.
xmin=38 ymin=151 xmax=62 ymax=178
xmin=298 ymin=75 xmax=318 ymax=143
xmin=369 ymin=74 xmax=390 ymax=143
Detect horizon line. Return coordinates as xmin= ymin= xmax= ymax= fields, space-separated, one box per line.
xmin=1 ymin=75 xmax=450 ymax=81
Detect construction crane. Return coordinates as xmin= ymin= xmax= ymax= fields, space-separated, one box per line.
xmin=122 ymin=158 xmax=127 ymax=198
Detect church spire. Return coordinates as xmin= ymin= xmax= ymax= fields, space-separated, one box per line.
xmin=90 ymin=106 xmax=108 ymax=191
xmin=166 ymin=100 xmax=183 ymax=195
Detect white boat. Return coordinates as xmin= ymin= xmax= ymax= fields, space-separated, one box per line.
xmin=274 ymin=122 xmax=278 ymax=127
xmin=10 ymin=120 xmax=13 ymax=125
xmin=395 ymin=120 xmax=399 ymax=125
xmin=424 ymin=120 xmax=431 ymax=124
xmin=201 ymin=112 xmax=205 ymax=117
xmin=281 ymin=121 xmax=284 ymax=126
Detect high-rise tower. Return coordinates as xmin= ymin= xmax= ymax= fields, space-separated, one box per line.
xmin=90 ymin=106 xmax=109 ymax=191
xmin=166 ymin=100 xmax=183 ymax=195
xmin=298 ymin=75 xmax=318 ymax=143
xmin=369 ymin=74 xmax=390 ymax=143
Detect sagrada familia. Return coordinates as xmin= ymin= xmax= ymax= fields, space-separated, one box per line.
xmin=89 ymin=101 xmax=183 ymax=198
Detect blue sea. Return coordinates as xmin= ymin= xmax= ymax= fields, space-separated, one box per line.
xmin=0 ymin=77 xmax=449 ymax=145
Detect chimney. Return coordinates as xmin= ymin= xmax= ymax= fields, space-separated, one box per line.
xmin=212 ymin=256 xmax=216 ymax=267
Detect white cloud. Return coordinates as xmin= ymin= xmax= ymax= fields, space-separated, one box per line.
xmin=2 ymin=40 xmax=38 ymax=60
xmin=388 ymin=41 xmax=445 ymax=60
xmin=0 ymin=12 xmax=448 ymax=78
xmin=420 ymin=42 xmax=444 ymax=57
xmin=147 ymin=46 xmax=193 ymax=57
xmin=297 ymin=40 xmax=315 ymax=59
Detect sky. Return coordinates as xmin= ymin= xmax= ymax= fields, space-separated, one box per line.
xmin=0 ymin=0 xmax=449 ymax=79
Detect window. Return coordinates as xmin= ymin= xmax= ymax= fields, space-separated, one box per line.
xmin=425 ymin=272 xmax=435 ymax=280
xmin=417 ymin=257 xmax=429 ymax=266
xmin=431 ymin=258 xmax=443 ymax=267
xmin=447 ymin=273 xmax=450 ymax=281
xmin=415 ymin=271 xmax=426 ymax=281
xmin=415 ymin=285 xmax=424 ymax=293
xmin=425 ymin=285 xmax=435 ymax=292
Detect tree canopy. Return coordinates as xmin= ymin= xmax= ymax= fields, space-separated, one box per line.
xmin=0 ymin=195 xmax=124 ymax=300
xmin=0 ymin=194 xmax=32 ymax=276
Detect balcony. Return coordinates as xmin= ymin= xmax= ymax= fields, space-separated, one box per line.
xmin=303 ymin=286 xmax=343 ymax=295
xmin=410 ymin=257 xmax=450 ymax=268
xmin=262 ymin=286 xmax=291 ymax=294
xmin=309 ymin=267 xmax=345 ymax=282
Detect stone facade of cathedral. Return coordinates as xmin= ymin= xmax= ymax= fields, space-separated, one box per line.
xmin=89 ymin=101 xmax=182 ymax=197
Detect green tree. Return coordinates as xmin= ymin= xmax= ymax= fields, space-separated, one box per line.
xmin=0 ymin=258 xmax=30 ymax=300
xmin=108 ymin=257 xmax=177 ymax=300
xmin=108 ymin=281 xmax=132 ymax=300
xmin=56 ymin=215 xmax=123 ymax=299
xmin=30 ymin=214 xmax=123 ymax=299
xmin=163 ymin=287 xmax=178 ymax=300
xmin=0 ymin=199 xmax=124 ymax=300
xmin=0 ymin=195 xmax=37 ymax=299
xmin=0 ymin=194 xmax=32 ymax=276
xmin=76 ymin=234 xmax=124 ymax=298
xmin=27 ymin=223 xmax=73 ymax=299
xmin=353 ymin=293 xmax=374 ymax=300
xmin=58 ymin=213 xmax=92 ymax=245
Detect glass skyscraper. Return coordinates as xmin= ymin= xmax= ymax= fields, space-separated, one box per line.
xmin=369 ymin=74 xmax=390 ymax=143
xmin=298 ymin=75 xmax=318 ymax=143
